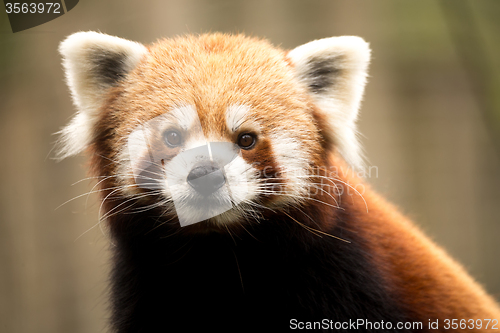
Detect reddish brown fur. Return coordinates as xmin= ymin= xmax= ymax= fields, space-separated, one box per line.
xmin=82 ymin=33 xmax=500 ymax=331
xmin=329 ymin=156 xmax=500 ymax=331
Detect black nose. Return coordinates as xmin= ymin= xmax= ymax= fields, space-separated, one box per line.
xmin=187 ymin=163 xmax=226 ymax=196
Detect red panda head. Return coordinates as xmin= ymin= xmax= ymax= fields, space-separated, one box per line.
xmin=58 ymin=32 xmax=370 ymax=229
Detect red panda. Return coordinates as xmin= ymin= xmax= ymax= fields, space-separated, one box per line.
xmin=57 ymin=32 xmax=500 ymax=332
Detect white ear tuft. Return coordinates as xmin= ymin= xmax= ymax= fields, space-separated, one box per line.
xmin=288 ymin=36 xmax=371 ymax=170
xmin=56 ymin=31 xmax=147 ymax=159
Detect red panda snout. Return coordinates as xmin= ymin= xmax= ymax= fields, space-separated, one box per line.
xmin=186 ymin=162 xmax=226 ymax=196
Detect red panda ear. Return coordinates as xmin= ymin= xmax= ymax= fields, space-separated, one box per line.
xmin=288 ymin=36 xmax=370 ymax=170
xmin=57 ymin=31 xmax=147 ymax=159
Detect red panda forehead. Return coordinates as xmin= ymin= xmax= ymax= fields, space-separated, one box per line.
xmin=147 ymin=34 xmax=289 ymax=71
xmin=119 ymin=34 xmax=317 ymax=140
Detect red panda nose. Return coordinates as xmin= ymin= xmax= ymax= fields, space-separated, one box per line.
xmin=187 ymin=163 xmax=226 ymax=196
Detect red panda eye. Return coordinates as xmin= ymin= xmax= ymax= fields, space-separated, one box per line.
xmin=163 ymin=130 xmax=182 ymax=147
xmin=237 ymin=133 xmax=257 ymax=149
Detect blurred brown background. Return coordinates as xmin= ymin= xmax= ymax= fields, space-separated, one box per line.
xmin=1 ymin=0 xmax=499 ymax=332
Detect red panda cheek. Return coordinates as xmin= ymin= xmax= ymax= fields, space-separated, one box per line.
xmin=241 ymin=138 xmax=282 ymax=181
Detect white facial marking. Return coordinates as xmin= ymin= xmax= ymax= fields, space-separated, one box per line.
xmin=268 ymin=132 xmax=309 ymax=205
xmin=225 ymin=104 xmax=251 ymax=132
xmin=167 ymin=105 xmax=198 ymax=131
